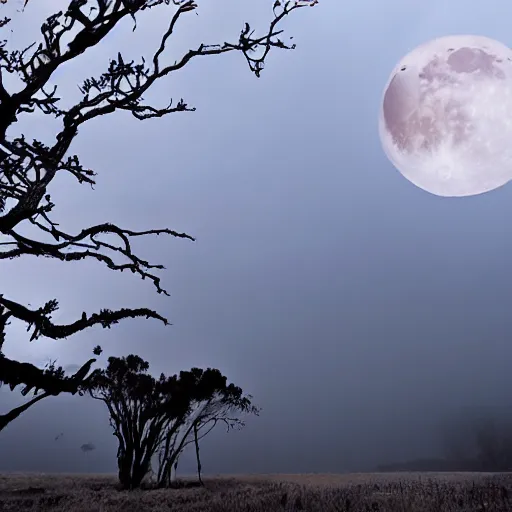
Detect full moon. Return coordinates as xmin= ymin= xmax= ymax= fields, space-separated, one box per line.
xmin=379 ymin=35 xmax=512 ymax=197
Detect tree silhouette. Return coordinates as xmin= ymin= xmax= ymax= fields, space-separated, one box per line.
xmin=86 ymin=355 xmax=258 ymax=490
xmin=474 ymin=417 xmax=512 ymax=471
xmin=156 ymin=366 xmax=259 ymax=487
xmin=440 ymin=409 xmax=512 ymax=471
xmin=80 ymin=442 xmax=96 ymax=453
xmin=0 ymin=0 xmax=318 ymax=429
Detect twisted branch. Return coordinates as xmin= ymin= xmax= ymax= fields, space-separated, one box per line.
xmin=0 ymin=295 xmax=168 ymax=341
xmin=2 ymin=222 xmax=194 ymax=295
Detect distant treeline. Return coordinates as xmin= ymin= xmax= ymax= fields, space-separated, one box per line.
xmin=376 ymin=457 xmax=512 ymax=473
xmin=378 ymin=409 xmax=512 ymax=473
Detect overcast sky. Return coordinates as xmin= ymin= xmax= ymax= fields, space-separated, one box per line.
xmin=2 ymin=0 xmax=512 ymax=475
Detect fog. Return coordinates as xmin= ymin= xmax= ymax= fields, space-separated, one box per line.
xmin=1 ymin=0 xmax=512 ymax=475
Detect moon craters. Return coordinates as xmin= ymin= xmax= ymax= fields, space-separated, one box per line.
xmin=379 ymin=35 xmax=512 ymax=197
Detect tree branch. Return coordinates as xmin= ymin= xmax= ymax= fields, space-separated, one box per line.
xmin=0 ymin=390 xmax=51 ymax=432
xmin=0 ymin=354 xmax=96 ymax=395
xmin=0 ymin=0 xmax=314 ymax=239
xmin=1 ymin=222 xmax=194 ymax=294
xmin=0 ymin=295 xmax=168 ymax=341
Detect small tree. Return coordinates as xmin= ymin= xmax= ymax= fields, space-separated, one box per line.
xmin=87 ymin=355 xmax=257 ymax=490
xmin=0 ymin=0 xmax=318 ymax=430
xmin=80 ymin=442 xmax=96 ymax=453
xmin=156 ymin=367 xmax=259 ymax=487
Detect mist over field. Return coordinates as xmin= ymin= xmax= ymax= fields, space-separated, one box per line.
xmin=2 ymin=0 xmax=512 ymax=485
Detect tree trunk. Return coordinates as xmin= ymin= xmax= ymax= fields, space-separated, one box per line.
xmin=118 ymin=462 xmax=132 ymax=489
xmin=159 ymin=459 xmax=173 ymax=488
xmin=170 ymin=459 xmax=178 ymax=486
xmin=117 ymin=445 xmax=134 ymax=489
xmin=158 ymin=421 xmax=195 ymax=487
xmin=131 ymin=463 xmax=148 ymax=490
xmin=193 ymin=423 xmax=203 ymax=486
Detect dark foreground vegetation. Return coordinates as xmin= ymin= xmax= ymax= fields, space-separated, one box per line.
xmin=0 ymin=472 xmax=511 ymax=512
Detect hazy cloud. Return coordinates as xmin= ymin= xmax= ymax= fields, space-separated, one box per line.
xmin=2 ymin=0 xmax=512 ymax=476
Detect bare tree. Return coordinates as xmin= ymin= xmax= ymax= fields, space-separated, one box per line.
xmin=0 ymin=0 xmax=318 ymax=429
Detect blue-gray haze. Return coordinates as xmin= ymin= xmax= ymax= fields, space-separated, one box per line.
xmin=1 ymin=0 xmax=512 ymax=475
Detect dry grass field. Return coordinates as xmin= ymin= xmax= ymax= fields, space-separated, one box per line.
xmin=0 ymin=471 xmax=511 ymax=511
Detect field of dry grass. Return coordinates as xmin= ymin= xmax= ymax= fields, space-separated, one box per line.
xmin=0 ymin=471 xmax=511 ymax=511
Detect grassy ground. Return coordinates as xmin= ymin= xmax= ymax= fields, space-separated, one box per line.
xmin=0 ymin=472 xmax=511 ymax=511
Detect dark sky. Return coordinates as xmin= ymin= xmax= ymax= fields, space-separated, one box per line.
xmin=2 ymin=0 xmax=512 ymax=475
